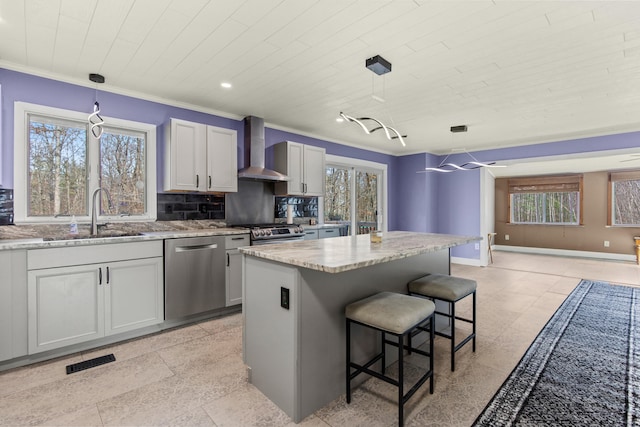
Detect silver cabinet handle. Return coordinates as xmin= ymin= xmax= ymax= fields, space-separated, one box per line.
xmin=175 ymin=244 xmax=218 ymax=252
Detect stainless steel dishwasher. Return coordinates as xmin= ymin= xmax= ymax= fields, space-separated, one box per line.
xmin=164 ymin=236 xmax=226 ymax=320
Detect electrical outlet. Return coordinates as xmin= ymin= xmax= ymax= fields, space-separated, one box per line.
xmin=505 ymin=234 xmax=510 ymax=241
xmin=474 ymin=243 xmax=480 ymax=250
xmin=280 ymin=287 xmax=290 ymax=309
xmin=604 ymin=240 xmax=610 ymax=247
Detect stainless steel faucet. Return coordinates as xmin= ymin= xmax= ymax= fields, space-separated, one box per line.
xmin=91 ymin=187 xmax=112 ymax=235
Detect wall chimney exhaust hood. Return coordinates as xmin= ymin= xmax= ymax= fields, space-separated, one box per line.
xmin=237 ymin=116 xmax=289 ymax=182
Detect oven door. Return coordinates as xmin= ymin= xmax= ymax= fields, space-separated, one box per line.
xmin=251 ymin=236 xmax=305 ymax=246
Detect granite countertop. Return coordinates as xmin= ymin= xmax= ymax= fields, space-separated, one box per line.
xmin=0 ymin=220 xmax=250 ymax=251
xmin=238 ymin=231 xmax=481 ymax=273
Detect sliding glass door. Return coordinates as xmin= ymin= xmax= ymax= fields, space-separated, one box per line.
xmin=323 ymin=156 xmax=386 ymax=235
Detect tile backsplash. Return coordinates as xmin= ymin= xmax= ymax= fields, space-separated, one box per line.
xmin=0 ymin=191 xmax=225 ymax=224
xmin=275 ymin=196 xmax=318 ymax=220
xmin=0 ymin=189 xmax=14 ymax=225
xmin=157 ymin=193 xmax=225 ymax=221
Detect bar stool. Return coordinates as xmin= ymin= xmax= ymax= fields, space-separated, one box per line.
xmin=346 ymin=292 xmax=435 ymax=427
xmin=408 ymin=274 xmax=476 ymax=371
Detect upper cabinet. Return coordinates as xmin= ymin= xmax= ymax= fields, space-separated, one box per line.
xmin=164 ymin=118 xmax=237 ymax=193
xmin=273 ymin=141 xmax=325 ymax=196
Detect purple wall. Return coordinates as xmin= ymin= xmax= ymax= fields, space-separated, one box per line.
xmin=392 ymin=153 xmax=439 ymax=232
xmin=435 ymin=169 xmax=481 ymax=258
xmin=0 ymin=68 xmax=242 ymax=190
xmin=4 ymin=68 xmax=640 ymax=261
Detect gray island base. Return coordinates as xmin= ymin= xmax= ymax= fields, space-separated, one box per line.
xmin=240 ymin=231 xmax=480 ymax=423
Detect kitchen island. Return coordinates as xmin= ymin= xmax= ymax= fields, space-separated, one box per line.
xmin=240 ymin=231 xmax=480 ymax=423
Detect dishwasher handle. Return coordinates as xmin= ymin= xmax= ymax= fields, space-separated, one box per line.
xmin=175 ymin=243 xmax=218 ymax=253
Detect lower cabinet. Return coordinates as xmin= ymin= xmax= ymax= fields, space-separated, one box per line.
xmin=319 ymin=227 xmax=340 ymax=239
xmin=225 ymin=234 xmax=250 ymax=306
xmin=303 ymin=229 xmax=318 ymax=240
xmin=27 ymin=241 xmax=163 ymax=354
xmin=0 ymin=250 xmax=28 ymax=362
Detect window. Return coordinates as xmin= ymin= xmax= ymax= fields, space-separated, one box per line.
xmin=609 ymin=171 xmax=640 ymax=226
xmin=14 ymin=102 xmax=156 ymax=223
xmin=324 ymin=155 xmax=386 ymax=235
xmin=508 ymin=175 xmax=582 ymax=225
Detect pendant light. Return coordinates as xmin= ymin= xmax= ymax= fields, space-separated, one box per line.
xmin=418 ymin=126 xmax=506 ymax=173
xmin=339 ymin=55 xmax=407 ymax=146
xmin=88 ymin=73 xmax=105 ymax=138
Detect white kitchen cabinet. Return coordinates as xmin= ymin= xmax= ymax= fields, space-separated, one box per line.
xmin=274 ymin=141 xmax=325 ymax=196
xmin=319 ymin=226 xmax=341 ymax=239
xmin=302 ymin=229 xmax=318 ymax=240
xmin=164 ymin=118 xmax=237 ymax=192
xmin=0 ymin=250 xmax=28 ymax=362
xmin=225 ymin=234 xmax=249 ymax=306
xmin=27 ymin=241 xmax=163 ymax=354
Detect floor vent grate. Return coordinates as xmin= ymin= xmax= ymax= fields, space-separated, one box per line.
xmin=66 ymin=354 xmax=116 ymax=374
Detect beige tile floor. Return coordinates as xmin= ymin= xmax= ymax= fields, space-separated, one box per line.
xmin=1 ymin=251 xmax=639 ymax=427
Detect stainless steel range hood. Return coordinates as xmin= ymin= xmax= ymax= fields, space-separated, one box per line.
xmin=237 ymin=116 xmax=289 ymax=182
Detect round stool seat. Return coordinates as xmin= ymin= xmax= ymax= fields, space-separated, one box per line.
xmin=408 ymin=274 xmax=476 ymax=302
xmin=346 ymin=291 xmax=435 ymax=334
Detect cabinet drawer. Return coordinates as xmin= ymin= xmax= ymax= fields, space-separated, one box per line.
xmin=319 ymin=228 xmax=340 ymax=239
xmin=28 ymin=240 xmax=163 ymax=270
xmin=225 ymin=234 xmax=250 ymax=249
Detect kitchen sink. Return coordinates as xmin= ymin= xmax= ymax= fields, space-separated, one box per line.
xmin=43 ymin=231 xmax=144 ymax=241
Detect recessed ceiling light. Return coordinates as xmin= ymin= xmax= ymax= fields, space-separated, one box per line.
xmin=220 ymin=82 xmax=232 ymax=89
xmin=336 ymin=117 xmax=344 ymax=123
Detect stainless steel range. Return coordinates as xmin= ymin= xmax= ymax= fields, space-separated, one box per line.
xmin=235 ymin=223 xmax=305 ymax=245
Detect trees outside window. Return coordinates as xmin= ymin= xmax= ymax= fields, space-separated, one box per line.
xmin=14 ymin=102 xmax=156 ymax=223
xmin=609 ymin=171 xmax=640 ymax=225
xmin=324 ymin=159 xmax=385 ymax=235
xmin=508 ymin=175 xmax=582 ymax=225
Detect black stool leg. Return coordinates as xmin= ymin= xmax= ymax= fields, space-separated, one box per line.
xmin=346 ymin=318 xmax=351 ymax=403
xmin=398 ymin=332 xmax=404 ymax=427
xmin=472 ymin=291 xmax=477 ymax=352
xmin=450 ymin=301 xmax=456 ymax=372
xmin=430 ymin=315 xmax=434 ymax=393
xmin=381 ymin=331 xmax=386 ymax=374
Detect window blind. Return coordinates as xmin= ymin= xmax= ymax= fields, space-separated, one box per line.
xmin=508 ymin=175 xmax=582 ymax=194
xmin=609 ymin=170 xmax=640 ymax=182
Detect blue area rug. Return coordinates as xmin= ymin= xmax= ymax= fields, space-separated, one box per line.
xmin=474 ymin=279 xmax=639 ymax=426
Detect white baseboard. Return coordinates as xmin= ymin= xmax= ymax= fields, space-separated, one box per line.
xmin=451 ymin=256 xmax=483 ymax=267
xmin=493 ymin=244 xmax=637 ymax=262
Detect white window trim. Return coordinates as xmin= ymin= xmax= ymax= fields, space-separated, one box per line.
xmin=13 ymin=101 xmax=157 ymax=224
xmin=324 ymin=154 xmax=388 ymax=233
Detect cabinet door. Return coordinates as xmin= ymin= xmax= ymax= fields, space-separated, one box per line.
xmin=105 ymin=257 xmax=164 ymax=336
xmin=319 ymin=227 xmax=339 ymax=239
xmin=0 ymin=250 xmax=27 ymax=361
xmin=303 ymin=229 xmax=319 ymax=240
xmin=167 ymin=119 xmax=207 ymax=191
xmin=28 ymin=264 xmax=103 ymax=354
xmin=279 ymin=142 xmax=304 ymax=195
xmin=207 ymin=125 xmax=238 ymax=192
xmin=302 ymin=145 xmax=326 ymax=196
xmin=225 ymin=249 xmax=243 ymax=306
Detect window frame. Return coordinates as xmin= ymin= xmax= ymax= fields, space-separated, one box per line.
xmin=14 ymin=101 xmax=157 ymax=224
xmin=323 ymin=154 xmax=387 ymax=234
xmin=608 ymin=170 xmax=640 ymax=226
xmin=507 ymin=174 xmax=583 ymax=225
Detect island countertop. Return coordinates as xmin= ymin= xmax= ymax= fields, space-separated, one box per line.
xmin=238 ymin=231 xmax=481 ymax=273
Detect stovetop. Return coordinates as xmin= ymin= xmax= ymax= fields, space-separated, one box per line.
xmin=232 ymin=223 xmax=304 ymax=240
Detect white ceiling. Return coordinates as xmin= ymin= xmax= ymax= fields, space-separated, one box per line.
xmin=2 ymin=0 xmax=640 ymax=169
